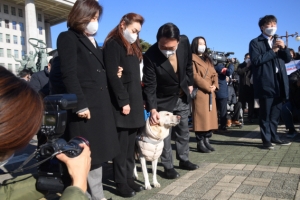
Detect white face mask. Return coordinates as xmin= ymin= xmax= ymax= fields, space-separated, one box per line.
xmin=0 ymin=153 xmax=14 ymax=167
xmin=159 ymin=46 xmax=177 ymax=58
xmin=264 ymin=27 xmax=277 ymax=36
xmin=123 ymin=28 xmax=138 ymax=44
xmin=85 ymin=21 xmax=98 ymax=35
xmin=198 ymin=45 xmax=206 ymax=54
xmin=245 ymin=58 xmax=250 ymax=63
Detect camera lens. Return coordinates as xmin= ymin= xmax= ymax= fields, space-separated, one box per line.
xmin=65 ymin=136 xmax=89 ymax=158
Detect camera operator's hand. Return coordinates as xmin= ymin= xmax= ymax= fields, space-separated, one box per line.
xmin=78 ymin=109 xmax=91 ymax=119
xmin=150 ymin=109 xmax=160 ymax=125
xmin=122 ymin=104 xmax=130 ymax=115
xmin=56 ymin=143 xmax=91 ymax=193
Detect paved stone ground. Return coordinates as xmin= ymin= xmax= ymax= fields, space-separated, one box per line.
xmin=2 ymin=119 xmax=300 ymax=200
xmin=101 ymin=122 xmax=300 ymax=200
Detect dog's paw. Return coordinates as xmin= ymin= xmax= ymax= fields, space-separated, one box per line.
xmin=153 ymin=182 xmax=161 ymax=188
xmin=145 ymin=182 xmax=152 ymax=190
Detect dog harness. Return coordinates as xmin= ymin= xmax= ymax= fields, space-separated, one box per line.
xmin=136 ymin=119 xmax=167 ymax=161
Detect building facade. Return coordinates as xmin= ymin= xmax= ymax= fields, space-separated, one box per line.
xmin=0 ymin=0 xmax=74 ymax=74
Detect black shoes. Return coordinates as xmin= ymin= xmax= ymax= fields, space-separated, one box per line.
xmin=271 ymin=140 xmax=291 ymax=146
xmin=127 ymin=178 xmax=144 ymax=192
xmin=164 ymin=167 xmax=180 ymax=179
xmin=263 ymin=139 xmax=291 ymax=150
xmin=262 ymin=143 xmax=274 ymax=150
xmin=204 ymin=137 xmax=215 ymax=151
xmin=179 ymin=160 xmax=199 ymax=170
xmin=197 ymin=140 xmax=211 ymax=153
xmin=287 ymin=130 xmax=298 ymax=138
xmin=116 ymin=183 xmax=136 ymax=198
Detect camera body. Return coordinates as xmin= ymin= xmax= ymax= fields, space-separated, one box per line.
xmin=36 ymin=94 xmax=88 ymax=192
xmin=209 ymin=51 xmax=235 ymax=65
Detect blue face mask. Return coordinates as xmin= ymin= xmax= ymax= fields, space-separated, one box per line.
xmin=0 ymin=153 xmax=14 ymax=167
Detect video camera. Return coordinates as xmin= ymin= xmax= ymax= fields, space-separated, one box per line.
xmin=36 ymin=94 xmax=89 ymax=192
xmin=209 ymin=51 xmax=235 ymax=65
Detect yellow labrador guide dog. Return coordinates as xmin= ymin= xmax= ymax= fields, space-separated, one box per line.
xmin=134 ymin=111 xmax=180 ymax=190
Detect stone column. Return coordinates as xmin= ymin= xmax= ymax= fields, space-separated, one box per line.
xmin=25 ymin=0 xmax=37 ymax=54
xmin=44 ymin=22 xmax=52 ymax=48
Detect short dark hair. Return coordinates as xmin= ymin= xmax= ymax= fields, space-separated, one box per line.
xmin=258 ymin=15 xmax=277 ymax=32
xmin=190 ymin=36 xmax=212 ymax=66
xmin=18 ymin=69 xmax=31 ymax=78
xmin=244 ymin=53 xmax=250 ymax=58
xmin=67 ymin=0 xmax=103 ymax=34
xmin=156 ymin=23 xmax=180 ymax=42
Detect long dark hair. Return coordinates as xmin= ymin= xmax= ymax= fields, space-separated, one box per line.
xmin=0 ymin=66 xmax=43 ymax=155
xmin=191 ymin=36 xmax=213 ymax=66
xmin=103 ymin=13 xmax=144 ymax=61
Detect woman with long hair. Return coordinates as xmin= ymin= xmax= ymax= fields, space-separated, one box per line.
xmin=103 ymin=13 xmax=145 ymax=197
xmin=56 ymin=0 xmax=119 ymax=199
xmin=190 ymin=36 xmax=219 ymax=153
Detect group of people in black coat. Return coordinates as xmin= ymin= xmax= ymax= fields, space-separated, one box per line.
xmin=26 ymin=5 xmax=296 ymax=199
xmin=47 ymin=0 xmax=199 ymax=199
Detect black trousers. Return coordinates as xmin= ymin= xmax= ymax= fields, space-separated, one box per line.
xmin=216 ymin=98 xmax=228 ymax=129
xmin=240 ymin=85 xmax=254 ymax=119
xmin=113 ymin=128 xmax=137 ymax=183
xmin=258 ymin=97 xmax=282 ymax=145
xmin=231 ymin=102 xmax=242 ymax=121
xmin=195 ymin=131 xmax=212 ymax=141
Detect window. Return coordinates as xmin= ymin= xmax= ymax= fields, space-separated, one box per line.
xmin=12 ymin=21 xmax=16 ymax=30
xmin=7 ymin=49 xmax=11 ymax=58
xmin=18 ymin=9 xmax=23 ymax=17
xmin=38 ymin=26 xmax=43 ymax=35
xmin=13 ymin=35 xmax=17 ymax=44
xmin=15 ymin=64 xmax=19 ymax=69
xmin=19 ymin=22 xmax=24 ymax=31
xmin=7 ymin=64 xmax=12 ymax=72
xmin=11 ymin=7 xmax=16 ymax=16
xmin=5 ymin=20 xmax=9 ymax=28
xmin=0 ymin=18 xmax=2 ymax=27
xmin=21 ymin=50 xmax=25 ymax=57
xmin=4 ymin=5 xmax=8 ymax=14
xmin=38 ymin=13 xmax=42 ymax=22
xmin=14 ymin=50 xmax=18 ymax=58
xmin=0 ymin=33 xmax=2 ymax=42
xmin=20 ymin=36 xmax=25 ymax=45
xmin=0 ymin=49 xmax=4 ymax=57
xmin=6 ymin=34 xmax=10 ymax=43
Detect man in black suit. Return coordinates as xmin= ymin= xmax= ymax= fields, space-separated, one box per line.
xmin=249 ymin=15 xmax=292 ymax=149
xmin=143 ymin=23 xmax=198 ymax=179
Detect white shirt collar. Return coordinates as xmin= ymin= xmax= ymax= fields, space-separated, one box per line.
xmin=262 ymin=33 xmax=273 ymax=48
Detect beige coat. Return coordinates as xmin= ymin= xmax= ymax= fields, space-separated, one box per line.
xmin=192 ymin=54 xmax=219 ymax=131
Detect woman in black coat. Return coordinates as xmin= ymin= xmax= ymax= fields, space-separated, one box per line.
xmin=103 ymin=13 xmax=145 ymax=198
xmin=56 ymin=1 xmax=119 ymax=199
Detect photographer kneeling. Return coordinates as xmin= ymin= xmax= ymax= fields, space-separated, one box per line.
xmin=0 ymin=66 xmax=91 ymax=200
